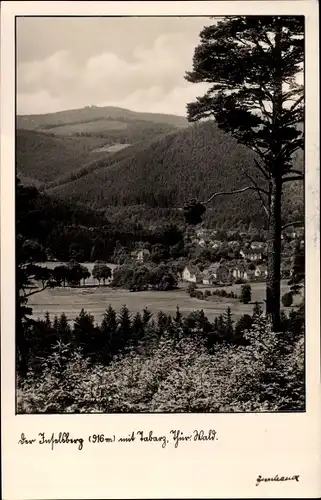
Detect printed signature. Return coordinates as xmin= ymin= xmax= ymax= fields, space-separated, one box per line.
xmin=256 ymin=474 xmax=300 ymax=486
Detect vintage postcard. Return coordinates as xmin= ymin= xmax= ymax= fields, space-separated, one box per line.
xmin=1 ymin=0 xmax=320 ymax=498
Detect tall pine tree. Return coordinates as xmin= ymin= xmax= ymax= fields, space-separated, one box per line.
xmin=100 ymin=305 xmax=118 ymax=359
xmin=185 ymin=16 xmax=304 ymax=330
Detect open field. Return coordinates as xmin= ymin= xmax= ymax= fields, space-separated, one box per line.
xmin=29 ymin=277 xmax=300 ymax=324
xmin=41 ymin=119 xmax=128 ymax=135
xmin=92 ymin=143 xmax=131 ymax=153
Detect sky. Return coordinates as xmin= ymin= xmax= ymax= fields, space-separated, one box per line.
xmin=16 ymin=16 xmax=213 ymax=116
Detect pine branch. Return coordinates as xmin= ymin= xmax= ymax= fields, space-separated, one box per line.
xmin=282 ymin=175 xmax=304 ymax=183
xmin=285 ymin=168 xmax=304 ymax=176
xmin=24 ymin=284 xmax=50 ymax=298
xmin=290 ymin=94 xmax=304 ymax=112
xmin=281 ymin=220 xmax=304 ymax=231
xmin=240 ymin=167 xmax=269 ymax=217
xmin=234 ymin=35 xmax=252 ymax=48
xmin=254 ymin=158 xmax=270 ymax=180
xmin=202 ymin=185 xmax=267 ymax=205
xmin=262 ymin=32 xmax=273 ymax=48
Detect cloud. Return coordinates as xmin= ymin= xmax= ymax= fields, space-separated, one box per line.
xmin=99 ymin=83 xmax=209 ymax=116
xmin=17 ymin=30 xmax=206 ymax=116
xmin=17 ymin=90 xmax=64 ymax=115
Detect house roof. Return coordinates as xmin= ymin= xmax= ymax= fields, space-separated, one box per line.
xmin=208 ymin=262 xmax=221 ymax=271
xmin=205 ymin=262 xmax=229 ymax=273
xmin=202 ymin=270 xmax=214 ymax=279
xmin=184 ymin=265 xmax=202 ymax=275
xmin=242 ymin=248 xmax=263 ymax=255
xmin=251 ymin=241 xmax=264 ymax=246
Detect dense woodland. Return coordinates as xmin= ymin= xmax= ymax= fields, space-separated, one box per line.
xmin=17 ymin=121 xmax=303 ymax=229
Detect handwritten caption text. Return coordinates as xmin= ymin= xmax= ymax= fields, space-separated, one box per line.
xmin=18 ymin=429 xmax=218 ymax=451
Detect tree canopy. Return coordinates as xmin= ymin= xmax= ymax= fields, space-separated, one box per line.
xmin=186 ymin=16 xmax=304 ymax=176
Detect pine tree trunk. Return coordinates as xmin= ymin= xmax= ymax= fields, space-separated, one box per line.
xmin=266 ymin=176 xmax=282 ymax=331
xmin=266 ymin=19 xmax=283 ymax=331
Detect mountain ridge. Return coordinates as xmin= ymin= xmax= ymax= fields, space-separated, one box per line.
xmin=17 ymin=105 xmax=189 ymax=130
xmin=16 ymin=114 xmax=304 ymax=229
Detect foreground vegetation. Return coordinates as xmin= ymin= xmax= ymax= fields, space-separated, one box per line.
xmin=17 ymin=303 xmax=304 ymax=413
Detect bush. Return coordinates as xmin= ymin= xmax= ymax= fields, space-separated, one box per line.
xmin=17 ymin=315 xmax=304 ymax=413
xmin=240 ymin=284 xmax=251 ymax=304
xmin=204 ymin=290 xmax=211 ymax=299
xmin=194 ymin=290 xmax=204 ymax=300
xmin=187 ymin=283 xmax=197 ymax=297
xmin=112 ymin=263 xmax=177 ymax=291
xmin=282 ymin=292 xmax=293 ymax=307
xmin=211 ymin=289 xmax=238 ymax=299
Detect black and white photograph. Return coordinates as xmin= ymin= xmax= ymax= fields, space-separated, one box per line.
xmin=15 ymin=14 xmax=306 ymax=414
xmin=1 ymin=2 xmax=320 ymax=499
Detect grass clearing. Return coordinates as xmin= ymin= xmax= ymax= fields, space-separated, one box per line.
xmin=29 ymin=278 xmax=300 ymax=324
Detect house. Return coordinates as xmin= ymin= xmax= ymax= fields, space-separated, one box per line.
xmin=202 ymin=268 xmax=216 ymax=285
xmin=254 ymin=265 xmax=268 ymax=278
xmin=246 ymin=269 xmax=256 ymax=281
xmin=250 ymin=241 xmax=265 ymax=250
xmin=229 ymin=264 xmax=249 ymax=281
xmin=211 ymin=240 xmax=222 ymax=249
xmin=240 ymin=249 xmax=263 ymax=261
xmin=230 ymin=266 xmax=243 ymax=280
xmin=182 ymin=265 xmax=203 ymax=283
xmin=136 ymin=249 xmax=150 ymax=263
xmin=204 ymin=262 xmax=229 ymax=283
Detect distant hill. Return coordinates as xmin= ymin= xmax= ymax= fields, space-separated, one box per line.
xmin=44 ymin=120 xmax=304 ymax=227
xmin=17 ymin=105 xmax=189 ymax=130
xmin=16 ymin=105 xmax=188 ymax=143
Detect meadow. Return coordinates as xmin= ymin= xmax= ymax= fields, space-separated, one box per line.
xmin=30 ymin=264 xmax=298 ymax=324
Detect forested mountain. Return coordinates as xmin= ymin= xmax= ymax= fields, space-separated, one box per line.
xmin=17 ymin=105 xmax=303 ymax=229
xmin=45 ymin=121 xmax=303 ymax=228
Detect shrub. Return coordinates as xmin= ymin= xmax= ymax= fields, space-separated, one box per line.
xmin=187 ymin=282 xmax=197 ymax=297
xmin=282 ymin=292 xmax=293 ymax=307
xmin=194 ymin=290 xmax=204 ymax=300
xmin=17 ymin=315 xmax=304 ymax=413
xmin=240 ymin=284 xmax=252 ymax=304
xmin=204 ymin=290 xmax=211 ymax=299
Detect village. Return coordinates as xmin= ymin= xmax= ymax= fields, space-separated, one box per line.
xmin=128 ymin=225 xmax=304 ymax=287
xmin=39 ymin=223 xmax=304 ymax=294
